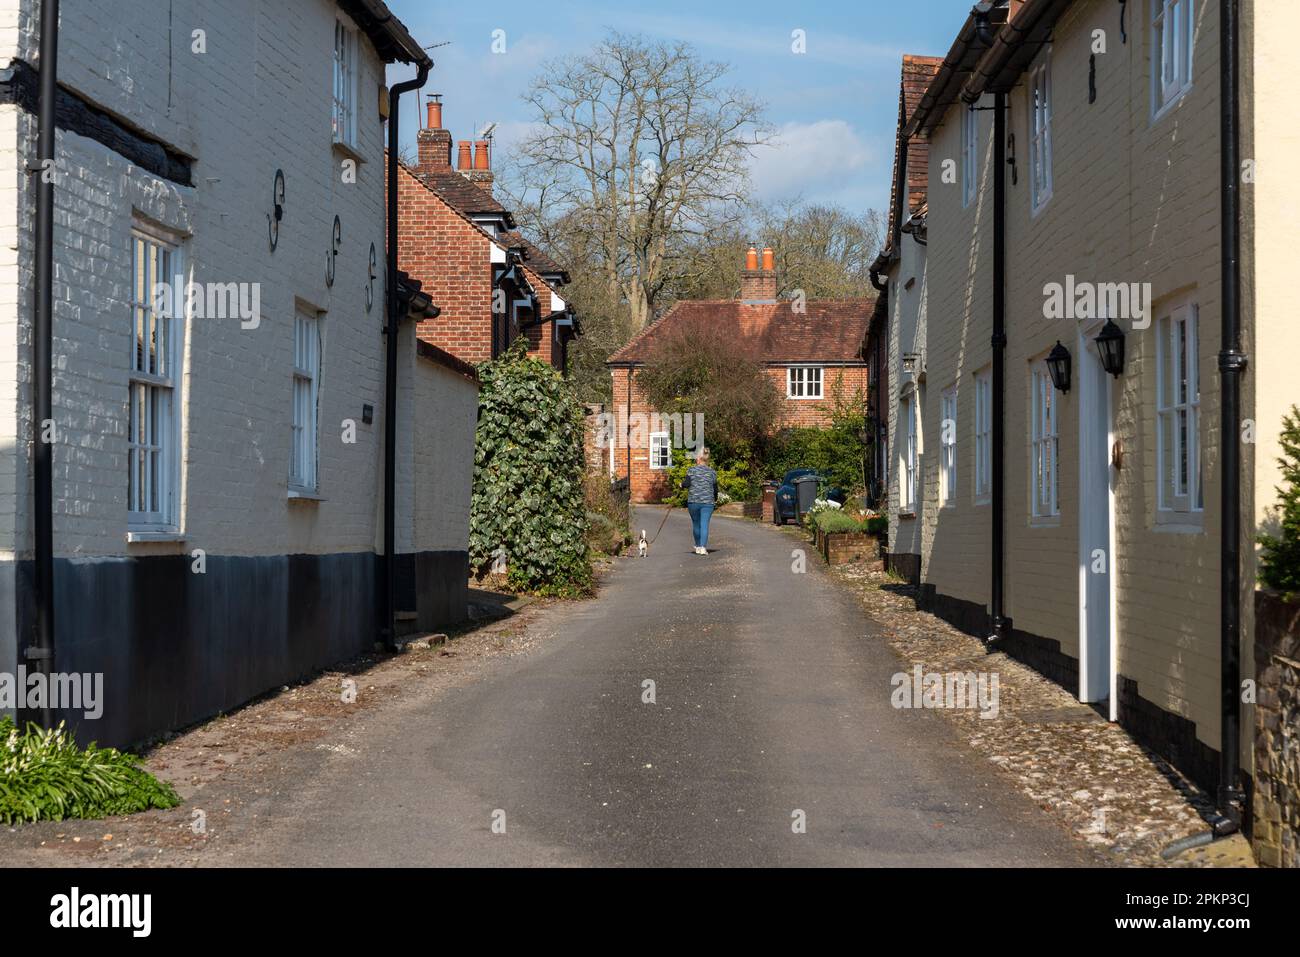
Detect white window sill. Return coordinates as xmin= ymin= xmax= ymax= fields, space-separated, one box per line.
xmin=126 ymin=530 xmax=184 ymax=544
xmin=1152 ymin=88 xmax=1191 ymax=125
xmin=331 ymin=140 xmax=365 ymax=165
xmin=1029 ymin=516 xmax=1061 ymax=528
xmin=974 ymin=496 xmax=991 ymax=507
xmin=786 ymin=395 xmax=825 ymax=401
xmin=288 ymin=488 xmax=325 ymax=502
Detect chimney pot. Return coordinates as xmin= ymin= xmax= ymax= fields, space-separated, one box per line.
xmin=457 ymin=141 xmax=473 ymax=170
xmin=761 ymin=247 xmax=775 ymax=272
xmin=474 ymin=140 xmax=491 ymax=170
xmin=426 ymin=95 xmax=443 ymax=130
xmin=740 ymin=244 xmax=777 ymax=302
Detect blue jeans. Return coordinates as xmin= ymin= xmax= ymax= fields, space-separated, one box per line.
xmin=687 ymin=503 xmax=714 ymax=549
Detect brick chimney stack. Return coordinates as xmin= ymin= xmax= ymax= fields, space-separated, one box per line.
xmin=416 ymin=95 xmax=452 ymax=172
xmin=741 ymin=245 xmax=777 ymax=302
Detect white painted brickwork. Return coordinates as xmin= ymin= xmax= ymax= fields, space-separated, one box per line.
xmin=0 ymin=0 xmax=406 ymax=561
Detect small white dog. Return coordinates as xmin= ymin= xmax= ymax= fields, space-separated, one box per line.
xmin=637 ymin=529 xmax=648 ymax=558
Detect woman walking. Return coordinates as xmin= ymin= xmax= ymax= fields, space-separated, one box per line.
xmin=682 ymin=447 xmax=718 ymax=555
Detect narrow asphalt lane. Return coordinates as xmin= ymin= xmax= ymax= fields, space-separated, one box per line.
xmin=239 ymin=508 xmax=1096 ymax=866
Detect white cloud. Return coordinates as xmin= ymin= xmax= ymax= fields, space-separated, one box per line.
xmin=748 ymin=119 xmax=877 ymax=205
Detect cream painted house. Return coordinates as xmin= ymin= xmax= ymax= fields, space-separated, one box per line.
xmin=882 ymin=0 xmax=1299 ymax=824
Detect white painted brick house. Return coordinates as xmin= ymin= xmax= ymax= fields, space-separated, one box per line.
xmin=0 ymin=0 xmax=476 ymax=746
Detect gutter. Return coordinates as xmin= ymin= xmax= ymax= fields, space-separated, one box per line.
xmin=381 ymin=59 xmax=430 ymax=652
xmin=1215 ymin=0 xmax=1246 ymax=831
xmin=27 ymin=0 xmax=58 ymax=728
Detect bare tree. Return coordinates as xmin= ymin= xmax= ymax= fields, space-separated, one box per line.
xmin=509 ymin=31 xmax=770 ymax=334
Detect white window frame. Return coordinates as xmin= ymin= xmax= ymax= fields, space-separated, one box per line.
xmin=1156 ymin=302 xmax=1202 ymax=517
xmin=961 ymin=104 xmax=978 ymax=209
xmin=940 ymin=386 xmax=957 ymax=506
xmin=900 ymin=391 xmax=917 ymax=514
xmin=974 ymin=369 xmax=991 ymax=503
xmin=1151 ymin=0 xmax=1194 ymax=120
xmin=1030 ymin=364 xmax=1060 ymax=519
xmin=648 ymin=431 xmax=671 ymax=471
xmin=128 ymin=224 xmax=183 ymax=533
xmin=290 ymin=308 xmax=322 ymax=492
xmin=787 ymin=365 xmax=824 ymax=399
xmin=1028 ymin=50 xmax=1053 ymax=216
xmin=333 ymin=19 xmax=358 ymax=147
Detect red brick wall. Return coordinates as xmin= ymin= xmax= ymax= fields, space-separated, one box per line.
xmin=768 ymin=366 xmax=869 ymax=428
xmin=521 ymin=263 xmax=560 ymax=369
xmin=609 ymin=364 xmax=869 ymax=502
xmin=394 ymin=164 xmax=499 ymax=364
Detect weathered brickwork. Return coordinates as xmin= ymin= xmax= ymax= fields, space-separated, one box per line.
xmin=1252 ymin=591 xmax=1300 ymax=868
xmin=394 ymin=162 xmax=502 ymax=364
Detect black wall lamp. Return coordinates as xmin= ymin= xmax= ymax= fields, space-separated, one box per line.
xmin=1046 ymin=340 xmax=1071 ymax=392
xmin=1094 ymin=319 xmax=1126 ymax=378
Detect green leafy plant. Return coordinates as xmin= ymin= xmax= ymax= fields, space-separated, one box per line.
xmin=1260 ymin=406 xmax=1300 ymax=597
xmin=765 ymin=383 xmax=868 ymax=492
xmin=0 ymin=717 xmax=181 ymax=824
xmin=585 ymin=470 xmax=631 ymax=557
xmin=470 ymin=339 xmax=592 ymax=596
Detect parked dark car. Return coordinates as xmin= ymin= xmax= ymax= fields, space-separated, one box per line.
xmin=773 ymin=469 xmax=846 ymax=524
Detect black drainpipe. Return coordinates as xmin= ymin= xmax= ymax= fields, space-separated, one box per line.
xmin=989 ymin=90 xmax=1011 ymax=643
xmin=28 ymin=0 xmax=59 ymax=728
xmin=382 ymin=61 xmax=429 ymax=651
xmin=1215 ymin=0 xmax=1246 ymax=829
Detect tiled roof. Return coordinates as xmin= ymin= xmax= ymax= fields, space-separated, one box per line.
xmin=500 ymin=230 xmax=569 ymax=281
xmin=885 ymin=55 xmax=944 ymax=243
xmin=607 ymin=299 xmax=875 ymax=366
xmin=416 ymin=169 xmax=515 ymax=224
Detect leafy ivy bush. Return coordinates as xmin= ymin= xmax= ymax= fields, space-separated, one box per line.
xmin=1260 ymin=406 xmax=1300 ymax=597
xmin=470 ymin=340 xmax=591 ymax=596
xmin=0 ymin=717 xmax=181 ymax=824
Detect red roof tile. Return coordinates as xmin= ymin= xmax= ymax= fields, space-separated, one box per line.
xmin=607 ymin=299 xmax=875 ymax=366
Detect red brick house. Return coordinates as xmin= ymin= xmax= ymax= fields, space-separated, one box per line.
xmin=396 ymin=98 xmax=578 ymax=368
xmin=606 ymin=248 xmax=875 ymax=502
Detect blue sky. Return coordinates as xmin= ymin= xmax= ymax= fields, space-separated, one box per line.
xmin=385 ymin=0 xmax=973 ymax=216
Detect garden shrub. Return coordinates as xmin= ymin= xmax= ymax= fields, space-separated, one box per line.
xmin=1260 ymin=406 xmax=1300 ymax=597
xmin=584 ymin=471 xmax=631 ymax=556
xmin=470 ymin=339 xmax=592 ymax=596
xmin=0 ymin=717 xmax=181 ymax=824
xmin=813 ymin=510 xmax=862 ymax=534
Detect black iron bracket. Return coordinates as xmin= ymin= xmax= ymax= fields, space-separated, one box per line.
xmin=366 ymin=242 xmax=377 ymax=312
xmin=326 ymin=214 xmax=341 ymax=287
xmin=267 ymin=168 xmax=284 ymax=251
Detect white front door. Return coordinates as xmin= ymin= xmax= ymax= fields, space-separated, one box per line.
xmin=1078 ymin=329 xmax=1117 ymax=716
